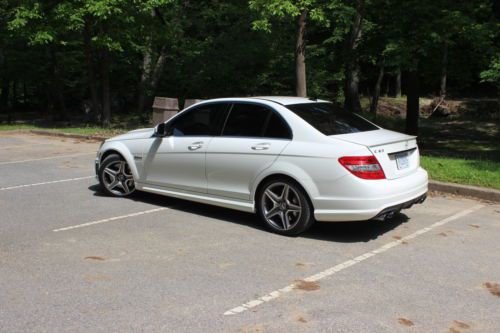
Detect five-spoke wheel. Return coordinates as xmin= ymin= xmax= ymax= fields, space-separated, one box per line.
xmin=258 ymin=178 xmax=313 ymax=235
xmin=98 ymin=154 xmax=135 ymax=197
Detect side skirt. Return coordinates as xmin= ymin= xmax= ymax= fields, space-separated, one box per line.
xmin=136 ymin=182 xmax=255 ymax=213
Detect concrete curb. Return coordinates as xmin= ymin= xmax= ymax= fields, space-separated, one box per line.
xmin=28 ymin=130 xmax=109 ymax=142
xmin=429 ymin=180 xmax=500 ymax=202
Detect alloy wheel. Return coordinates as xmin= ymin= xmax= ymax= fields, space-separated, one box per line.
xmin=261 ymin=182 xmax=302 ymax=231
xmin=102 ymin=160 xmax=135 ymax=196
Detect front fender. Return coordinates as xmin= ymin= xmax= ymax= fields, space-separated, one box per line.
xmin=99 ymin=141 xmax=140 ymax=180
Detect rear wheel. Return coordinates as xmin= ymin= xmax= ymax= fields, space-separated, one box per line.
xmin=98 ymin=154 xmax=135 ymax=197
xmin=257 ymin=178 xmax=314 ymax=236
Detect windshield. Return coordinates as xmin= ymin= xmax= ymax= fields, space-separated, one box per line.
xmin=286 ymin=103 xmax=379 ymax=135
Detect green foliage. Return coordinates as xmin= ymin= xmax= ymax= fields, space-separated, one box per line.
xmin=0 ymin=0 xmax=498 ymax=120
xmin=481 ymin=54 xmax=500 ymax=87
xmin=249 ymin=0 xmax=329 ymax=32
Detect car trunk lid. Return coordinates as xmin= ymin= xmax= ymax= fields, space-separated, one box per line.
xmin=333 ymin=129 xmax=419 ymax=180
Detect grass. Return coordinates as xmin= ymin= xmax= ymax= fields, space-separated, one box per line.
xmin=0 ymin=124 xmax=126 ymax=136
xmin=360 ymin=100 xmax=500 ymax=189
xmin=421 ymin=156 xmax=500 ymax=190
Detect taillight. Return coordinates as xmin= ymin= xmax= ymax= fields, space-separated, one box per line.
xmin=338 ymin=155 xmax=386 ymax=180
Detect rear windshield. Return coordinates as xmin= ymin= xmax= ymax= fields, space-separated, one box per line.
xmin=286 ymin=103 xmax=379 ymax=135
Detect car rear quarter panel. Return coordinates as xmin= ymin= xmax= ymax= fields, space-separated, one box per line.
xmin=251 ymin=139 xmax=370 ymax=202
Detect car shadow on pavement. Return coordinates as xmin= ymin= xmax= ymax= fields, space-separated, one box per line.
xmin=88 ymin=184 xmax=409 ymax=243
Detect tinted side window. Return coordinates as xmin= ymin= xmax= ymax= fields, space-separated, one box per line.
xmin=222 ymin=103 xmax=270 ymax=137
xmin=168 ymin=103 xmax=229 ymax=136
xmin=264 ymin=112 xmax=291 ymax=139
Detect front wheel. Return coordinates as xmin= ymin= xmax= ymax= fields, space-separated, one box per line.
xmin=257 ymin=178 xmax=314 ymax=236
xmin=98 ymin=154 xmax=135 ymax=197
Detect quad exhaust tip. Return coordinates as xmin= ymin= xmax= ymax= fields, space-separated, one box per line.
xmin=373 ymin=193 xmax=427 ymax=221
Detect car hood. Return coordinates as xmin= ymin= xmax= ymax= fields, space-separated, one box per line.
xmin=108 ymin=128 xmax=154 ymax=141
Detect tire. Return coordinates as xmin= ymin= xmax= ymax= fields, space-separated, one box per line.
xmin=257 ymin=177 xmax=314 ymax=236
xmin=98 ymin=154 xmax=135 ymax=197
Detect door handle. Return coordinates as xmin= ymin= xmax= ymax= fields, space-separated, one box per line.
xmin=188 ymin=141 xmax=203 ymax=151
xmin=251 ymin=143 xmax=270 ymax=151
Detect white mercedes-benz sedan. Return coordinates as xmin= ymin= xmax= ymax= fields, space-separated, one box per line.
xmin=95 ymin=97 xmax=428 ymax=235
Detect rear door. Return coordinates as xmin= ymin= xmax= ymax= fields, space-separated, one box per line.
xmin=206 ymin=103 xmax=291 ymax=200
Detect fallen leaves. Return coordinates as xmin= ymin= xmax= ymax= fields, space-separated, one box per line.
xmin=294 ymin=280 xmax=320 ymax=291
xmin=484 ymin=282 xmax=500 ymax=297
xmin=397 ymin=317 xmax=414 ymax=327
xmin=84 ymin=256 xmax=105 ymax=261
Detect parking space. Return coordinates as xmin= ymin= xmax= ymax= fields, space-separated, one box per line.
xmin=1 ymin=132 xmax=499 ymax=332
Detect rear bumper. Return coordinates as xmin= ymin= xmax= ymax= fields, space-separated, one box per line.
xmin=313 ymin=167 xmax=428 ymax=222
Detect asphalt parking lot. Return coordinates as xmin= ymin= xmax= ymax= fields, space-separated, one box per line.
xmin=0 ymin=132 xmax=499 ymax=333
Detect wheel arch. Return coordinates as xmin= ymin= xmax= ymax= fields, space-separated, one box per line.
xmin=100 ymin=149 xmax=122 ymax=163
xmin=253 ymin=172 xmax=316 ymax=212
xmin=99 ymin=143 xmax=139 ymax=180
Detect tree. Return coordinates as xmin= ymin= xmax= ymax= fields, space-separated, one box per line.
xmin=481 ymin=54 xmax=500 ymax=89
xmin=343 ymin=0 xmax=364 ymax=113
xmin=249 ymin=0 xmax=329 ymax=97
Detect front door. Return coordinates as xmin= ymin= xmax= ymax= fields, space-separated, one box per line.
xmin=143 ymin=103 xmax=230 ymax=193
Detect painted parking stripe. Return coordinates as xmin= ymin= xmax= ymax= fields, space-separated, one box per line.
xmin=223 ymin=204 xmax=484 ymax=316
xmin=0 ymin=143 xmax=48 ymax=150
xmin=0 ymin=152 xmax=95 ymax=165
xmin=0 ymin=176 xmax=94 ymax=191
xmin=53 ymin=207 xmax=169 ymax=232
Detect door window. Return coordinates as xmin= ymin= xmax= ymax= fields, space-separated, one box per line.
xmin=264 ymin=112 xmax=291 ymax=139
xmin=222 ymin=103 xmax=291 ymax=139
xmin=167 ymin=103 xmax=229 ymax=136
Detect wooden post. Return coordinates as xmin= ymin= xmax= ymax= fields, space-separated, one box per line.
xmin=183 ymin=99 xmax=204 ymax=109
xmin=152 ymin=97 xmax=179 ymax=125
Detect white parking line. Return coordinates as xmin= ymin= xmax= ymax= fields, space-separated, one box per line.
xmin=223 ymin=204 xmax=484 ymax=316
xmin=0 ymin=176 xmax=94 ymax=191
xmin=53 ymin=207 xmax=169 ymax=232
xmin=0 ymin=143 xmax=48 ymax=150
xmin=0 ymin=152 xmax=95 ymax=165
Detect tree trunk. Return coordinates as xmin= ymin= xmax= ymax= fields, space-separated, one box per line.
xmin=101 ymin=48 xmax=111 ymax=127
xmin=395 ymin=67 xmax=402 ymax=98
xmin=12 ymin=81 xmax=17 ymax=109
xmin=137 ymin=39 xmax=152 ymax=115
xmin=137 ymin=9 xmax=170 ymax=114
xmin=384 ymin=76 xmax=390 ymax=97
xmin=405 ymin=66 xmax=420 ymax=135
xmin=137 ymin=10 xmax=154 ymax=115
xmin=1 ymin=79 xmax=10 ymax=123
xmin=138 ymin=43 xmax=168 ymax=114
xmin=150 ymin=44 xmax=168 ymax=91
xmin=343 ymin=2 xmax=363 ymax=112
xmin=23 ymin=82 xmax=27 ymax=104
xmin=439 ymin=40 xmax=448 ymax=98
xmin=295 ymin=10 xmax=307 ymax=97
xmin=84 ymin=20 xmax=101 ymax=120
xmin=344 ymin=63 xmax=362 ymax=112
xmin=48 ymin=48 xmax=67 ymax=120
xmin=370 ymin=62 xmax=384 ymax=115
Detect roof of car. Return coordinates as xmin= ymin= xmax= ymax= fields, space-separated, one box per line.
xmin=250 ymin=96 xmax=330 ymax=105
xmin=189 ymin=96 xmax=331 ymax=108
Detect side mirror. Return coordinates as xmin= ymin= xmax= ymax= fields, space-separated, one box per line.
xmin=154 ymin=123 xmax=167 ymax=137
